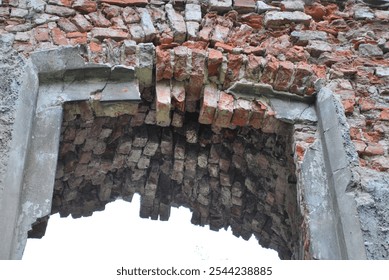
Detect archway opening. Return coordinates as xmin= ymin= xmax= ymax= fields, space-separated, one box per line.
xmin=28 ymin=100 xmax=301 ymax=260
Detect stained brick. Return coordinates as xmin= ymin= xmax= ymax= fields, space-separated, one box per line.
xmin=165 ymin=4 xmax=187 ymax=43
xmin=174 ymin=46 xmax=191 ymax=81
xmin=171 ymin=80 xmax=185 ymax=112
xmin=91 ymin=28 xmax=128 ymax=40
xmin=273 ymin=61 xmax=294 ymax=91
xmin=187 ymin=48 xmax=206 ymax=101
xmin=73 ymin=0 xmax=97 ymax=13
xmin=199 ymin=83 xmax=219 ymax=125
xmin=100 ymin=0 xmax=148 ymax=6
xmin=232 ymin=99 xmax=252 ymax=127
xmin=261 ymin=57 xmax=279 ymax=84
xmin=72 ymin=14 xmax=93 ymax=32
xmin=156 ymin=81 xmax=172 ymax=127
xmin=156 ymin=47 xmax=173 ymax=81
xmin=214 ymin=92 xmax=234 ymax=128
xmin=51 ymin=27 xmax=68 ymax=45
xmin=45 ymin=5 xmax=76 ymax=17
xmin=57 ymin=18 xmax=78 ymax=32
xmin=208 ymin=49 xmax=223 ymax=77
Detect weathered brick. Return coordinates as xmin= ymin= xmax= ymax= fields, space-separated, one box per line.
xmin=232 ymin=99 xmax=252 ymax=127
xmin=72 ymin=14 xmax=93 ymax=32
xmin=185 ymin=3 xmax=202 ymax=22
xmin=165 ymin=4 xmax=187 ymax=43
xmin=264 ymin=11 xmax=312 ymax=28
xmin=72 ymin=0 xmax=97 ymax=13
xmin=208 ymin=49 xmax=223 ymax=77
xmin=67 ymin=32 xmax=88 ymax=44
xmin=57 ymin=18 xmax=79 ymax=32
xmin=261 ymin=57 xmax=279 ymax=84
xmin=156 ymin=47 xmax=173 ymax=81
xmin=249 ymin=100 xmax=266 ymax=129
xmin=138 ymin=8 xmax=156 ymax=42
xmin=363 ymin=143 xmax=385 ymax=156
xmin=211 ymin=24 xmax=230 ymax=44
xmin=273 ymin=61 xmax=294 ymax=91
xmin=214 ymin=92 xmax=234 ymax=127
xmin=234 ymin=0 xmax=256 ymax=14
xmin=186 ymin=21 xmax=200 ymax=41
xmin=89 ymin=11 xmax=112 ymax=27
xmin=51 ymin=27 xmax=69 ymax=45
xmin=34 ymin=27 xmax=50 ymax=42
xmin=290 ymin=62 xmax=313 ymax=95
xmin=187 ymin=48 xmax=206 ymax=101
xmin=45 ymin=4 xmax=76 ymax=16
xmin=224 ymin=54 xmax=243 ymax=88
xmin=245 ymin=55 xmax=264 ymax=82
xmin=209 ymin=0 xmax=232 ymax=13
xmin=174 ymin=46 xmax=191 ymax=81
xmin=171 ymin=80 xmax=185 ymax=112
xmin=129 ymin=24 xmax=145 ymax=43
xmin=199 ymin=83 xmax=219 ymax=125
xmin=91 ymin=28 xmax=128 ymax=40
xmin=156 ymin=80 xmax=172 ymax=127
xmin=100 ymin=0 xmax=148 ymax=6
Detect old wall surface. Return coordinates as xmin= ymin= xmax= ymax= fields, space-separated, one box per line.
xmin=0 ymin=0 xmax=388 ymax=259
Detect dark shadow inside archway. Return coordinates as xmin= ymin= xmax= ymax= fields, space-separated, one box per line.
xmin=29 ymin=101 xmax=301 ymax=260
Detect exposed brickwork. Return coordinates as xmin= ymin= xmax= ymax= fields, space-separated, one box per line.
xmin=54 ymin=102 xmax=300 ymax=259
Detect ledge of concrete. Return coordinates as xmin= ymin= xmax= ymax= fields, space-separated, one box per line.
xmin=227 ymin=81 xmax=316 ymax=103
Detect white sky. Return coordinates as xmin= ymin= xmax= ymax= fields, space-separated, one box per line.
xmin=23 ymin=194 xmax=279 ymax=262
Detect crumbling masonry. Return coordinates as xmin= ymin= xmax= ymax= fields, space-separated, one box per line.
xmin=0 ymin=0 xmax=388 ymax=260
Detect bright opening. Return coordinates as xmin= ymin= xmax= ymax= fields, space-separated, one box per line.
xmin=23 ymin=194 xmax=279 ymax=262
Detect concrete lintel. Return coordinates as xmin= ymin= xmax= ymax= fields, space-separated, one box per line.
xmin=269 ymin=97 xmax=317 ymax=124
xmin=227 ymin=81 xmax=316 ymax=104
xmin=315 ymin=87 xmax=367 ymax=260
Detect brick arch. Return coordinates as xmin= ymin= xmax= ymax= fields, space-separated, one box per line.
xmin=48 ymin=100 xmax=300 ymax=259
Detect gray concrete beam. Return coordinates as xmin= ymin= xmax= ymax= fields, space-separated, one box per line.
xmin=316 ymin=87 xmax=367 ymax=259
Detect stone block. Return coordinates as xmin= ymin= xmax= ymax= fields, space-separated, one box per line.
xmin=89 ymin=11 xmax=112 ymax=27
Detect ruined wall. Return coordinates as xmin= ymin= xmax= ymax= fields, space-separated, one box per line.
xmin=0 ymin=0 xmax=388 ymax=259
